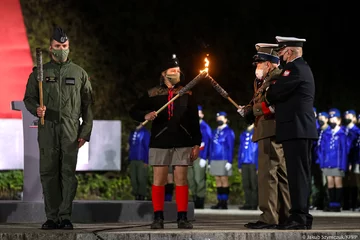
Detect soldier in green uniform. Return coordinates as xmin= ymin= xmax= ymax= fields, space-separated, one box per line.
xmin=23 ymin=27 xmax=94 ymax=230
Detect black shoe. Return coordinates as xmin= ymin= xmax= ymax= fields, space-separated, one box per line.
xmin=150 ymin=218 xmax=164 ymax=229
xmin=41 ymin=219 xmax=58 ymax=230
xmin=239 ymin=205 xmax=255 ymax=210
xmin=178 ymin=218 xmax=193 ymax=229
xmin=211 ymin=201 xmax=221 ymax=209
xmin=239 ymin=205 xmax=252 ymax=210
xmin=138 ymin=195 xmax=145 ymax=201
xmin=59 ymin=219 xmax=73 ymax=230
xmin=244 ymin=221 xmax=277 ymax=229
xmin=323 ymin=206 xmax=341 ymax=212
xmin=218 ymin=200 xmax=228 ymax=209
xmin=251 ymin=206 xmax=258 ymax=210
xmin=177 ymin=212 xmax=193 ymax=229
xmin=150 ymin=211 xmax=164 ymax=229
xmin=277 ymin=220 xmax=307 ymax=230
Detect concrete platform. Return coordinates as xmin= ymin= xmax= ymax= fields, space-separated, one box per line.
xmin=0 ymin=209 xmax=360 ymax=240
xmin=0 ymin=200 xmax=194 ymax=223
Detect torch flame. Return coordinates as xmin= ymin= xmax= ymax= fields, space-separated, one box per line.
xmin=200 ymin=54 xmax=210 ymax=73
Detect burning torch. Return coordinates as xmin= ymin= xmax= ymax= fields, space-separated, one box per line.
xmin=141 ymin=56 xmax=210 ymax=126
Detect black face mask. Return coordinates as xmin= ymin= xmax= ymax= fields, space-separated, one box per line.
xmin=217 ymin=120 xmax=224 ymax=126
xmin=329 ymin=123 xmax=337 ymax=129
xmin=344 ymin=119 xmax=352 ymax=125
xmin=279 ymin=56 xmax=287 ymax=67
xmin=318 ymin=120 xmax=325 ymax=126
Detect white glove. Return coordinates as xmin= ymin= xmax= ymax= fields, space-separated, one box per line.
xmin=199 ymin=158 xmax=207 ymax=168
xmin=208 ymin=164 xmax=211 ymax=169
xmin=225 ymin=162 xmax=232 ymax=171
xmin=237 ymin=105 xmax=245 ymax=117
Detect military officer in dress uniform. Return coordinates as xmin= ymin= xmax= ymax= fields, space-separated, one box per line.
xmin=264 ymin=36 xmax=318 ymax=230
xmin=239 ymin=43 xmax=290 ymax=229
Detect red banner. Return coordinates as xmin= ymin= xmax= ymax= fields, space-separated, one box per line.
xmin=0 ymin=0 xmax=33 ymax=118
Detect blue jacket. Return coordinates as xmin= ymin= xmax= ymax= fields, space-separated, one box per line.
xmin=357 ymin=129 xmax=360 ymax=165
xmin=128 ymin=127 xmax=150 ymax=164
xmin=199 ymin=120 xmax=212 ymax=160
xmin=316 ymin=119 xmax=320 ymax=131
xmin=319 ymin=127 xmax=347 ymax=171
xmin=238 ymin=128 xmax=258 ymax=169
xmin=343 ymin=125 xmax=360 ymax=166
xmin=314 ymin=125 xmax=330 ymax=164
xmin=209 ymin=125 xmax=235 ymax=164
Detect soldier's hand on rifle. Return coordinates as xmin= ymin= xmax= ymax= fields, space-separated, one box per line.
xmin=145 ymin=111 xmax=157 ymax=121
xmin=36 ymin=106 xmax=46 ymax=118
xmin=190 ymin=145 xmax=200 ymax=161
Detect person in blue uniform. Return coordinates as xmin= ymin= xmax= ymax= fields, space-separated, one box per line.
xmin=319 ymin=109 xmax=347 ymax=212
xmin=352 ymin=125 xmax=360 ymax=211
xmin=342 ymin=110 xmax=359 ymax=210
xmin=208 ymin=111 xmax=235 ymax=209
xmin=128 ymin=123 xmax=150 ymax=200
xmin=187 ymin=105 xmax=212 ymax=209
xmin=314 ymin=107 xmax=320 ymax=130
xmin=310 ymin=112 xmax=330 ymax=210
xmin=238 ymin=123 xmax=258 ymax=210
xmin=264 ymin=36 xmax=318 ymax=230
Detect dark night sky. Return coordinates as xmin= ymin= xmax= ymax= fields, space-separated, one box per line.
xmin=72 ymin=0 xmax=355 ymax=115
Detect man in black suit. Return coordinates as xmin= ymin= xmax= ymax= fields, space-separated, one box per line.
xmin=264 ymin=36 xmax=318 ymax=230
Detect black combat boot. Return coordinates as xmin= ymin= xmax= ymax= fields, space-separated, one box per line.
xmin=59 ymin=219 xmax=73 ymax=230
xmin=220 ymin=200 xmax=228 ymax=209
xmin=41 ymin=219 xmax=58 ymax=230
xmin=177 ymin=212 xmax=193 ymax=229
xmin=150 ymin=211 xmax=164 ymax=229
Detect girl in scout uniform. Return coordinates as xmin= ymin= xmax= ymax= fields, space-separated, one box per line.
xmin=208 ymin=111 xmax=235 ymax=209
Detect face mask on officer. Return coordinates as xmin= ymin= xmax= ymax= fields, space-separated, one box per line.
xmin=51 ymin=49 xmax=69 ymax=62
xmin=278 ymin=48 xmax=291 ymax=66
xmin=255 ymin=62 xmax=269 ymax=80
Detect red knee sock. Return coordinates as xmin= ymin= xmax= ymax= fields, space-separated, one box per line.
xmin=152 ymin=185 xmax=165 ymax=212
xmin=176 ymin=185 xmax=189 ymax=212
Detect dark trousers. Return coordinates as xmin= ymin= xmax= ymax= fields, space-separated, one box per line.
xmin=311 ymin=161 xmax=325 ymax=209
xmin=282 ymin=139 xmax=313 ymax=225
xmin=242 ymin=164 xmax=258 ymax=207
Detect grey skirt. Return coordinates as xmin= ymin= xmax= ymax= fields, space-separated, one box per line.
xmin=322 ymin=168 xmax=345 ymax=177
xmin=209 ymin=160 xmax=232 ymax=176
